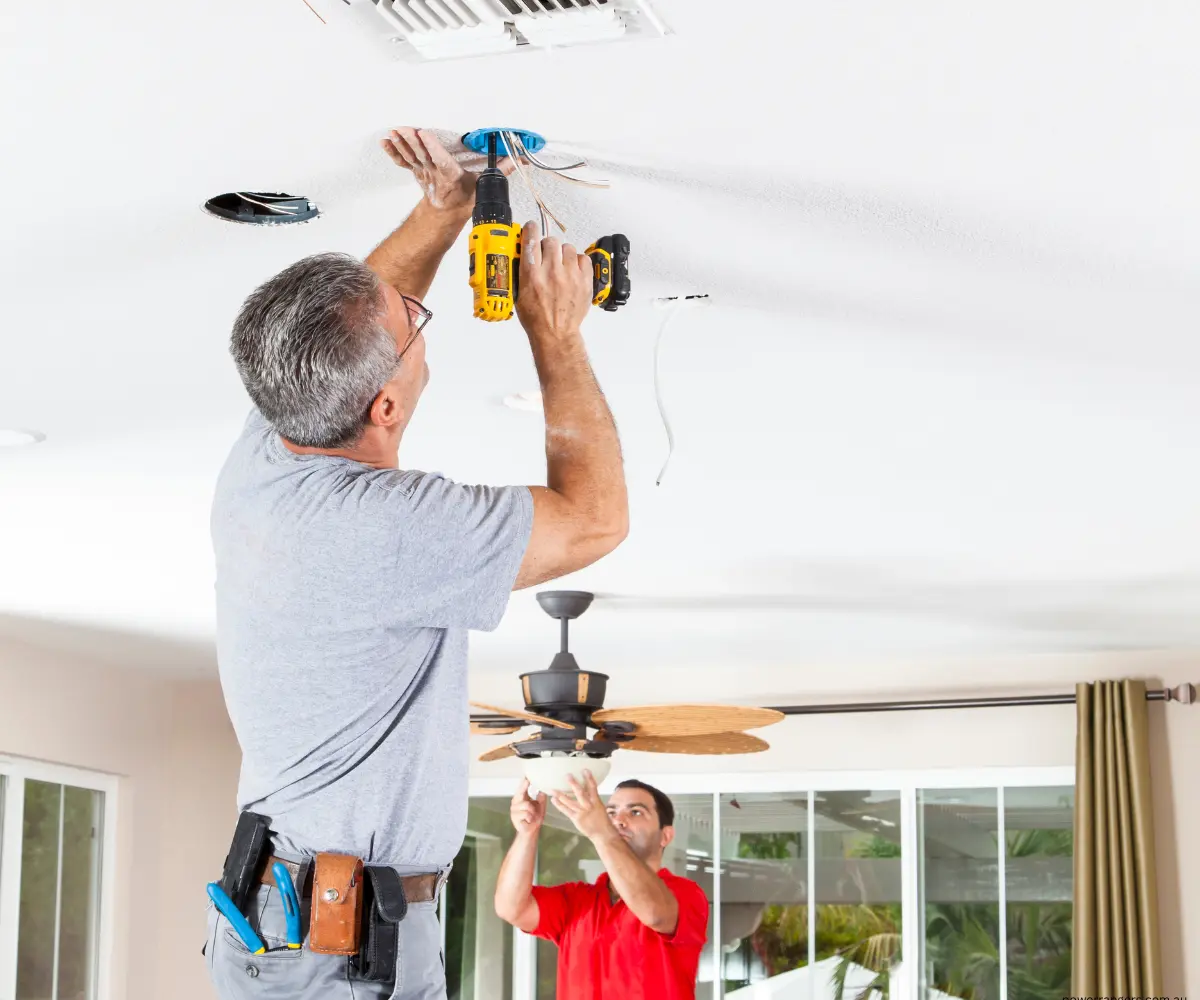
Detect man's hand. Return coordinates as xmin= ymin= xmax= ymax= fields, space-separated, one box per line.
xmin=551 ymin=771 xmax=618 ymax=843
xmin=381 ymin=127 xmax=513 ymax=215
xmin=367 ymin=128 xmax=517 ymax=299
xmin=515 ymin=220 xmax=594 ymax=341
xmin=496 ymin=778 xmax=544 ymax=932
xmin=510 ymin=778 xmax=547 ymax=836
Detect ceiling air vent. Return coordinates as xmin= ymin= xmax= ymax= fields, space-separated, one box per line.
xmin=364 ymin=0 xmax=667 ymax=60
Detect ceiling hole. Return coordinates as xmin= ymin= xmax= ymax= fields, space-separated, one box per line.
xmin=202 ymin=192 xmax=319 ymax=226
xmin=0 ymin=428 xmax=46 ymax=448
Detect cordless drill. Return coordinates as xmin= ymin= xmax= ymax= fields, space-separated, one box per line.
xmin=468 ymin=132 xmax=629 ymax=321
xmin=468 ymin=132 xmax=522 ymax=322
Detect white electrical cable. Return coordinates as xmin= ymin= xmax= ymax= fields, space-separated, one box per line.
xmin=234 ymin=192 xmax=303 ymax=215
xmin=529 ymin=169 xmax=610 ymax=190
xmin=518 ymin=146 xmax=610 ymax=188
xmin=503 ymin=130 xmax=553 ymax=234
xmin=521 ymin=149 xmax=587 ymax=170
xmin=653 ymin=301 xmax=684 ymax=486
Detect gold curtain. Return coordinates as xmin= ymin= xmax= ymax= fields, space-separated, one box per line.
xmin=1072 ymin=679 xmax=1162 ymax=992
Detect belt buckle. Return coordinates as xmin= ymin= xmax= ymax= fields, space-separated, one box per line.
xmin=434 ymin=864 xmax=452 ymax=899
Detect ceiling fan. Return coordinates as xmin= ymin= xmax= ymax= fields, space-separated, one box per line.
xmin=470 ymin=591 xmax=784 ymax=791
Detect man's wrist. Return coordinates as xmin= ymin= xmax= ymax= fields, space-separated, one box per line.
xmin=514 ymin=827 xmax=541 ymax=845
xmin=589 ymin=826 xmax=623 ymax=850
xmin=526 ymin=323 xmax=585 ymax=353
xmin=416 ymin=195 xmax=472 ymax=227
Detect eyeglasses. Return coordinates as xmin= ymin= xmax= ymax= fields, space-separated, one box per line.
xmin=398 ymin=293 xmax=432 ymax=359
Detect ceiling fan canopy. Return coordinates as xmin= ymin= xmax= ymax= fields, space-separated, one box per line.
xmin=470 ymin=591 xmax=784 ymax=776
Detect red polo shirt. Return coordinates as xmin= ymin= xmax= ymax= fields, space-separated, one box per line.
xmin=530 ymin=869 xmax=709 ymax=1000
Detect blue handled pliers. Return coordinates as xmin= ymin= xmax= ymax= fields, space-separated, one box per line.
xmin=271 ymin=861 xmax=303 ymax=949
xmin=207 ymin=883 xmax=265 ymax=955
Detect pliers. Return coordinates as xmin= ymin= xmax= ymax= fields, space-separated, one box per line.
xmin=271 ymin=861 xmax=304 ymax=949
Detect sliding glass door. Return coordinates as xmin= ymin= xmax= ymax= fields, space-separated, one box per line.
xmin=918 ymin=784 xmax=1074 ymax=1000
xmin=463 ymin=768 xmax=1074 ymax=1000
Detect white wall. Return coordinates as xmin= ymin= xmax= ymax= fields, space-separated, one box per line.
xmin=0 ymin=637 xmax=240 ymax=1000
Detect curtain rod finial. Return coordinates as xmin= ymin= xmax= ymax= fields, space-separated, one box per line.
xmin=1165 ymin=683 xmax=1196 ymax=704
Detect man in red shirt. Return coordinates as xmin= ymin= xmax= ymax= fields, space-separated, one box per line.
xmin=494 ymin=771 xmax=709 ymax=1000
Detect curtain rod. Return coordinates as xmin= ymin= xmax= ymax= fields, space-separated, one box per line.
xmin=468 ymin=685 xmax=1195 ymax=724
xmin=764 ymin=683 xmax=1196 ymax=717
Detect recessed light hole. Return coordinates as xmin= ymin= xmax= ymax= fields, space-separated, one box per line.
xmin=203 ymin=192 xmax=319 ymax=226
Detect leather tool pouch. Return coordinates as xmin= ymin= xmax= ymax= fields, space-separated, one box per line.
xmin=353 ymin=867 xmax=408 ymax=983
xmin=309 ymin=853 xmax=364 ymax=955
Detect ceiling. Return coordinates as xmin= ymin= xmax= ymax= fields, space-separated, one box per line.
xmin=3 ymin=1 xmax=1200 ymax=685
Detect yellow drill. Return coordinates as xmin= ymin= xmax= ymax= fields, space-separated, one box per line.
xmin=468 ymin=132 xmax=522 ymax=322
xmin=468 ymin=132 xmax=629 ymax=321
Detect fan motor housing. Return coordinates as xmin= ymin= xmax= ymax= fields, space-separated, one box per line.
xmin=516 ymin=667 xmax=615 ymax=759
xmin=520 ymin=667 xmax=609 ymax=713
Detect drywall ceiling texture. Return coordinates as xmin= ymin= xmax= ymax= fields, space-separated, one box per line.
xmin=2 ymin=1 xmax=1200 ymax=683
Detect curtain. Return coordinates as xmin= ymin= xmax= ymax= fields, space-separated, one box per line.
xmin=1072 ymin=679 xmax=1162 ymax=992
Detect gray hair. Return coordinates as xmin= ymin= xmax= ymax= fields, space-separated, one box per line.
xmin=230 ymin=252 xmax=399 ymax=448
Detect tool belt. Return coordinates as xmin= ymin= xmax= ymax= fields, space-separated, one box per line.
xmin=258 ymin=856 xmax=439 ymax=905
xmin=216 ymin=811 xmax=441 ymax=984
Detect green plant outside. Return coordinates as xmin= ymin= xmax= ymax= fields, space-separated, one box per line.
xmin=731 ymin=831 xmax=1071 ymax=1000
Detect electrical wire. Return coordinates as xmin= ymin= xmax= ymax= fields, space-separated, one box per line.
xmin=507 ymin=131 xmax=562 ymax=230
xmin=653 ymin=301 xmax=684 ymax=486
xmin=235 ymin=193 xmax=303 ymax=215
xmin=516 ymin=144 xmax=610 ymax=188
xmin=519 ymin=148 xmax=588 ymax=171
xmin=503 ymin=130 xmax=564 ymax=234
xmin=500 ymin=130 xmax=540 ymax=230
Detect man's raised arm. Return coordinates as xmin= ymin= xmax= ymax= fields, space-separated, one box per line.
xmin=513 ymin=222 xmax=629 ymax=589
xmin=367 ymin=127 xmax=511 ymax=299
xmin=494 ymin=779 xmax=545 ymax=933
xmin=552 ymin=773 xmax=679 ymax=935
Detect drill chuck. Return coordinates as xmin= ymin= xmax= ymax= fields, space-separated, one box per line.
xmin=473 ymin=169 xmax=512 ymax=227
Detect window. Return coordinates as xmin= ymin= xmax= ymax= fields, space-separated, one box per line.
xmin=0 ymin=758 xmax=117 ymax=1000
xmin=919 ymin=785 xmax=1074 ymax=1000
xmin=464 ymin=768 xmax=1073 ymax=1000
xmin=718 ymin=789 xmax=906 ymax=997
xmin=441 ymin=798 xmax=516 ymax=1000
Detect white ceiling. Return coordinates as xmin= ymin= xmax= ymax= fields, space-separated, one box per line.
xmin=3 ymin=1 xmax=1200 ymax=685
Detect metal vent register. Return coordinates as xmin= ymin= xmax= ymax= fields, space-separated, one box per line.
xmin=364 ymin=0 xmax=667 ymax=59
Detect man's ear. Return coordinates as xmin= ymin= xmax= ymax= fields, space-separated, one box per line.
xmin=660 ymin=825 xmax=676 ymax=851
xmin=367 ymin=384 xmax=406 ymax=429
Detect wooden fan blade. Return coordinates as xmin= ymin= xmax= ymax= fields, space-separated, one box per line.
xmin=470 ymin=722 xmax=522 ymax=736
xmin=591 ymin=704 xmax=784 ymax=738
xmin=469 ymin=702 xmax=573 ymax=731
xmin=478 ymin=736 xmax=539 ymax=762
xmin=617 ymin=731 xmax=770 ymax=755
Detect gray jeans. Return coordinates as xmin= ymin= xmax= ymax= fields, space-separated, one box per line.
xmin=204 ymin=876 xmax=447 ymax=1000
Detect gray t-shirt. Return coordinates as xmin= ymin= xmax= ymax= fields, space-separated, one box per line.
xmin=211 ymin=410 xmax=532 ymax=866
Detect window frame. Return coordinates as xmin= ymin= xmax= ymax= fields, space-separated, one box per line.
xmin=0 ymin=755 xmax=120 ymax=1000
xmin=468 ymin=764 xmax=1074 ymax=1000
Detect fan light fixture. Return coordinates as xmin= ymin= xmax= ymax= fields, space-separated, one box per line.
xmin=523 ymin=753 xmax=612 ymax=796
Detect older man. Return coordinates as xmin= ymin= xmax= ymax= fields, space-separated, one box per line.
xmin=204 ymin=128 xmax=628 ymax=999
